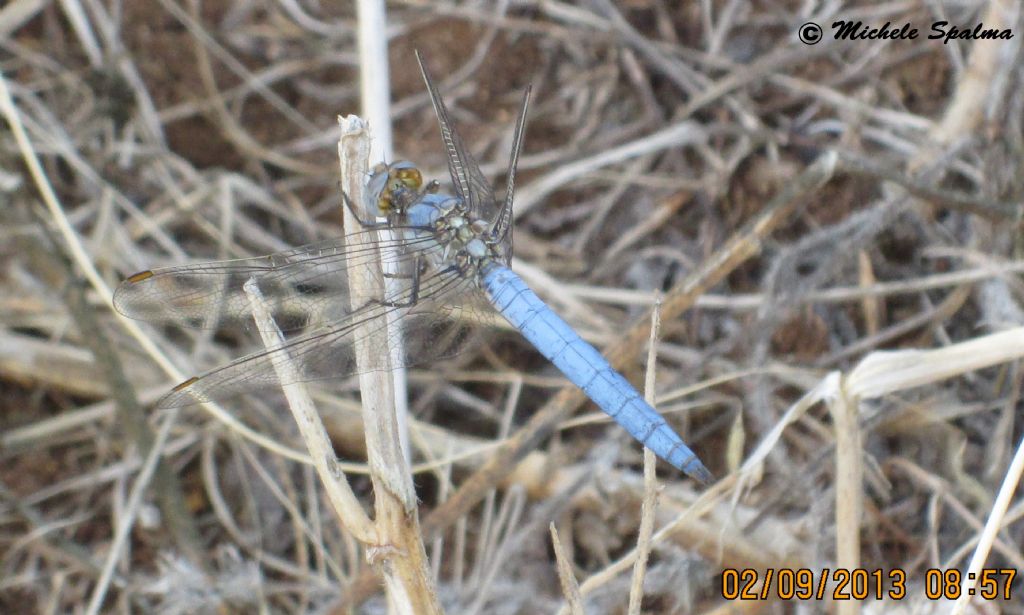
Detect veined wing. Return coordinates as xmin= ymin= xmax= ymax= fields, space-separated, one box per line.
xmin=490 ymin=84 xmax=531 ymax=256
xmin=113 ymin=230 xmax=441 ymax=334
xmin=415 ymin=51 xmax=500 ymax=228
xmin=154 ymin=261 xmax=489 ymax=407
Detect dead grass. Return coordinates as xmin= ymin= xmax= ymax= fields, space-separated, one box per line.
xmin=1 ymin=0 xmax=1023 ymax=613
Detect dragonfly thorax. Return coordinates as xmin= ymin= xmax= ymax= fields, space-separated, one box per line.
xmin=367 ymin=162 xmax=507 ymax=280
xmin=400 ymin=192 xmax=505 ymax=279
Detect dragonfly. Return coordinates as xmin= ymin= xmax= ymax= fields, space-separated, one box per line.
xmin=113 ymin=51 xmax=712 ymax=482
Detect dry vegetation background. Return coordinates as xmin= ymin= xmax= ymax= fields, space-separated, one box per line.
xmin=2 ymin=0 xmax=1024 ymax=613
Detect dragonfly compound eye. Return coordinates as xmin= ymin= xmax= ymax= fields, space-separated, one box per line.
xmin=394 ymin=167 xmax=423 ymax=190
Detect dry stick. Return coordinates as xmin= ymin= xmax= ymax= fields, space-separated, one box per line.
xmin=892 ymin=458 xmax=1019 ymax=564
xmin=839 ymin=327 xmax=1024 ymax=614
xmin=858 ymin=251 xmax=881 ymax=338
xmin=419 ymin=151 xmax=838 ymax=544
xmin=178 ymin=0 xmax=326 ymax=176
xmin=627 ymin=302 xmax=663 ymax=615
xmin=830 ymin=382 xmax=862 ymax=615
xmin=952 ymin=433 xmax=1024 ymax=612
xmin=0 ymin=65 xmax=206 ymax=576
xmin=924 ymin=0 xmax=1018 ymax=154
xmin=567 ymin=487 xmax=759 ymax=611
xmin=356 ymin=0 xmax=409 ymax=466
xmin=85 ymin=410 xmax=177 ymax=615
xmin=835 ymin=150 xmax=1020 ymax=220
xmin=0 ymin=73 xmax=313 ymax=466
xmin=0 ymin=0 xmax=48 ymax=38
xmin=338 ymin=115 xmax=441 ymax=614
xmin=0 ymin=483 xmax=104 ymax=581
xmin=550 ymin=524 xmax=584 ymax=615
xmin=244 ymin=272 xmax=445 ymax=611
xmin=513 ymin=121 xmax=706 ymax=218
xmin=566 ymin=260 xmax=1024 ymax=310
xmin=229 ymin=441 xmax=348 ymax=582
xmin=32 ymin=227 xmax=204 ymax=565
xmin=464 ymin=487 xmax=526 ymax=614
xmin=355 ymin=0 xmax=393 ymax=164
xmin=932 ymin=1 xmax=1020 ymax=603
xmin=924 ymin=3 xmax=1024 ymax=609
xmin=817 ymin=284 xmax=973 ymax=367
xmin=158 ymin=0 xmax=319 ymax=135
xmin=68 ymin=0 xmax=164 ymax=143
xmin=889 ymin=460 xmax=1024 ymax=568
xmin=242 ymin=278 xmax=375 ymax=544
xmin=57 ymin=0 xmax=101 ymax=67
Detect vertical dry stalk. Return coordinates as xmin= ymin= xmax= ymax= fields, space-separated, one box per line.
xmin=355 ymin=0 xmax=411 ymax=462
xmin=627 ymin=302 xmax=663 ymax=615
xmin=830 ymin=381 xmax=862 ymax=615
xmin=338 ymin=115 xmax=441 ymax=614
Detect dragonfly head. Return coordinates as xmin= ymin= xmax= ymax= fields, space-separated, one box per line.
xmin=365 ymin=161 xmax=424 ymax=218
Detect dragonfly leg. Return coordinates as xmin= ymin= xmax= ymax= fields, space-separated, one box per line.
xmin=373 ymin=256 xmax=426 ymax=308
xmin=382 ymin=255 xmax=427 ymax=281
xmin=352 ymin=255 xmax=428 ymax=315
xmin=389 ymin=180 xmax=441 ymax=216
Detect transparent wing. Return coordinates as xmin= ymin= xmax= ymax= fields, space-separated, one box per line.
xmin=155 ymin=265 xmax=488 ymax=407
xmin=490 ymin=85 xmax=531 ymax=257
xmin=114 ymin=227 xmax=497 ymax=407
xmin=415 ymin=51 xmax=500 ymax=226
xmin=113 ymin=230 xmax=440 ymax=334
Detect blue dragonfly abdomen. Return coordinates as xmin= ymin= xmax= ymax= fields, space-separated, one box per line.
xmin=481 ymin=264 xmax=712 ymax=482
